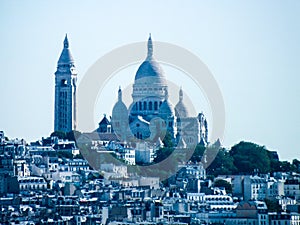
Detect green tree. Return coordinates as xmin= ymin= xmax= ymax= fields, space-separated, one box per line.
xmin=162 ymin=132 xmax=174 ymax=148
xmin=207 ymin=148 xmax=237 ymax=176
xmin=66 ymin=130 xmax=82 ymax=142
xmin=74 ymin=153 xmax=84 ymax=159
xmin=264 ymin=198 xmax=282 ymax=212
xmin=278 ymin=161 xmax=295 ymax=172
xmin=293 ymin=159 xmax=300 ymax=172
xmin=57 ymin=151 xmax=73 ymax=159
xmin=190 ymin=144 xmax=206 ymax=163
xmin=230 ymin=141 xmax=271 ymax=174
xmin=154 ymin=147 xmax=174 ymax=163
xmin=214 ymin=179 xmax=232 ymax=194
xmin=50 ymin=131 xmax=66 ymax=139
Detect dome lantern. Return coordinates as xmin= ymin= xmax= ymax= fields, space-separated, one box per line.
xmin=147 ymin=33 xmax=153 ymax=60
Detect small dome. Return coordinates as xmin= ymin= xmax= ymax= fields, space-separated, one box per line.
xmin=175 ymin=101 xmax=189 ymax=118
xmin=175 ymin=88 xmax=189 ymax=118
xmin=112 ymin=88 xmax=128 ymax=119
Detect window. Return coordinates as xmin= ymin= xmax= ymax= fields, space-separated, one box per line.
xmin=61 ymin=79 xmax=67 ymax=86
xmin=149 ymin=102 xmax=153 ymax=110
xmin=154 ymin=101 xmax=158 ymax=110
xmin=143 ymin=101 xmax=147 ymax=110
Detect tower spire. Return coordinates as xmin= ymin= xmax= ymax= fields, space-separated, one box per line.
xmin=64 ymin=34 xmax=69 ymax=48
xmin=118 ymin=86 xmax=122 ymax=102
xmin=179 ymin=87 xmax=183 ymax=101
xmin=58 ymin=34 xmax=74 ymax=65
xmin=147 ymin=33 xmax=153 ymax=59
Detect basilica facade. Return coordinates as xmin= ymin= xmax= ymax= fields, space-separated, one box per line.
xmin=108 ymin=35 xmax=208 ymax=148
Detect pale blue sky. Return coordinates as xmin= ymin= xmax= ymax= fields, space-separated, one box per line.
xmin=1 ymin=1 xmax=299 ymax=161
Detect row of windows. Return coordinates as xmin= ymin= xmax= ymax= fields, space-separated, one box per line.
xmin=21 ymin=184 xmax=47 ymax=190
xmin=272 ymin=221 xmax=289 ymax=225
xmin=19 ymin=179 xmax=44 ymax=183
xmin=205 ymin=197 xmax=231 ymax=201
xmin=252 ymin=190 xmax=266 ymax=194
xmin=134 ymin=87 xmax=163 ymax=92
xmin=286 ymin=186 xmax=299 ymax=190
xmin=135 ymin=101 xmax=162 ymax=111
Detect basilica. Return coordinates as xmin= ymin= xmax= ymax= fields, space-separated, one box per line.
xmin=102 ymin=35 xmax=208 ymax=148
xmin=53 ymin=33 xmax=208 ymax=151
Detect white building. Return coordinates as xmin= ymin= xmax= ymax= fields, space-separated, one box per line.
xmin=13 ymin=159 xmax=30 ymax=177
xmin=54 ymin=34 xmax=77 ymax=133
xmin=100 ymin=163 xmax=128 ymax=179
xmin=18 ymin=176 xmax=47 ymax=191
xmin=243 ymin=175 xmax=268 ymax=201
xmin=62 ymin=158 xmax=90 ymax=172
xmin=266 ymin=177 xmax=285 ymax=199
xmin=204 ymin=194 xmax=237 ymax=211
xmin=118 ymin=148 xmax=136 ymax=165
xmin=135 ymin=142 xmax=155 ymax=164
xmin=110 ymin=35 xmax=208 ymax=146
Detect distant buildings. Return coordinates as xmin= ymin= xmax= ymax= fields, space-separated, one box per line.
xmin=1 ymin=129 xmax=300 ymax=224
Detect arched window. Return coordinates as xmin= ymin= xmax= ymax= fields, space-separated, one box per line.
xmin=139 ymin=102 xmax=142 ymax=110
xmin=154 ymin=101 xmax=158 ymax=110
xmin=143 ymin=101 xmax=147 ymax=110
xmin=149 ymin=102 xmax=153 ymax=110
xmin=61 ymin=79 xmax=67 ymax=86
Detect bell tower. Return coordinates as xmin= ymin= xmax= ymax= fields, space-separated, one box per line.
xmin=54 ymin=34 xmax=77 ymax=133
